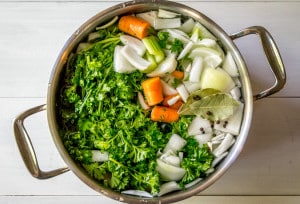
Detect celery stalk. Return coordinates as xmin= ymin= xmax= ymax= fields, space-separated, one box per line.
xmin=142 ymin=36 xmax=165 ymax=63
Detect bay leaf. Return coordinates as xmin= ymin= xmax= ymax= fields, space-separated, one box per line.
xmin=189 ymin=93 xmax=239 ymax=121
xmin=179 ymin=88 xmax=220 ymax=115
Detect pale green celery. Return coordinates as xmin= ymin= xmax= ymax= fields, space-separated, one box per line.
xmin=142 ymin=36 xmax=165 ymax=63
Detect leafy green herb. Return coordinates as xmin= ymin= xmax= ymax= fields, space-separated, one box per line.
xmin=158 ymin=31 xmax=169 ymax=48
xmin=170 ymin=38 xmax=184 ymax=53
xmin=180 ymin=140 xmax=213 ymax=186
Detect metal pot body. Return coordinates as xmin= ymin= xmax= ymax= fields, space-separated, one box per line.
xmin=14 ymin=0 xmax=286 ymax=203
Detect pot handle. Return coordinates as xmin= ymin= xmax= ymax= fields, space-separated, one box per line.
xmin=230 ymin=26 xmax=286 ymax=100
xmin=13 ymin=104 xmax=69 ymax=179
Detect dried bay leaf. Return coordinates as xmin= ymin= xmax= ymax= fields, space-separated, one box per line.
xmin=179 ymin=88 xmax=239 ymax=121
xmin=190 ymin=93 xmax=239 ymax=121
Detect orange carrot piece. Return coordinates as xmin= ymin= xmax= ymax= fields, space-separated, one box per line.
xmin=118 ymin=15 xmax=151 ymax=39
xmin=141 ymin=77 xmax=164 ymax=106
xmin=171 ymin=70 xmax=184 ymax=80
xmin=162 ymin=95 xmax=183 ymax=110
xmin=151 ymin=106 xmax=179 ymax=123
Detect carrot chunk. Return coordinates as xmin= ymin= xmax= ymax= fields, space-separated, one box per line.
xmin=118 ymin=15 xmax=151 ymax=39
xmin=171 ymin=70 xmax=184 ymax=80
xmin=142 ymin=77 xmax=164 ymax=106
xmin=151 ymin=106 xmax=179 ymax=123
xmin=163 ymin=95 xmax=183 ymax=110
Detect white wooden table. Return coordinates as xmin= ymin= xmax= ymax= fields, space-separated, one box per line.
xmin=1 ymin=0 xmax=299 ymax=203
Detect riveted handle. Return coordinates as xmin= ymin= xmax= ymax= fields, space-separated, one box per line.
xmin=230 ymin=26 xmax=286 ymax=100
xmin=13 ymin=104 xmax=69 ymax=179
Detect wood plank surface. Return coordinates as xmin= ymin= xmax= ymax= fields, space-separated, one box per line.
xmin=1 ymin=196 xmax=300 ymax=204
xmin=1 ymin=0 xmax=299 ymax=203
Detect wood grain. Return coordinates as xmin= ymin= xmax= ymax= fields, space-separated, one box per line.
xmin=1 ymin=0 xmax=299 ymax=203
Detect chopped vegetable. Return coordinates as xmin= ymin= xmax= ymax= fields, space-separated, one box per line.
xmin=200 ymin=67 xmax=236 ymax=93
xmin=120 ymin=45 xmax=151 ymax=71
xmin=163 ymin=134 xmax=187 ymax=153
xmin=142 ymin=36 xmax=165 ymax=63
xmin=222 ymin=52 xmax=239 ymax=77
xmin=118 ymin=15 xmax=152 ymax=39
xmin=147 ymin=53 xmax=178 ymax=77
xmin=113 ymin=45 xmax=136 ymax=73
xmin=141 ymin=77 xmax=164 ymax=106
xmin=163 ymin=94 xmax=183 ymax=110
xmin=151 ymin=106 xmax=179 ymax=123
xmin=160 ymin=79 xmax=178 ymax=96
xmin=176 ymin=84 xmax=189 ymax=103
xmin=156 ymin=159 xmax=186 ymax=181
xmin=137 ymin=91 xmax=150 ymax=110
xmin=189 ymin=56 xmax=204 ymax=82
xmin=96 ymin=16 xmax=119 ymax=30
xmin=158 ymin=9 xmax=180 ymax=18
xmin=120 ymin=34 xmax=146 ymax=56
xmin=171 ymin=70 xmax=184 ymax=80
xmin=154 ymin=18 xmax=181 ymax=30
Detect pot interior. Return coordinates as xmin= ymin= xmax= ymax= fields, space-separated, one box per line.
xmin=47 ymin=0 xmax=253 ymax=203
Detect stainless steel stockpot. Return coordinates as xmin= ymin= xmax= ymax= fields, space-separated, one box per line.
xmin=14 ymin=0 xmax=286 ymax=203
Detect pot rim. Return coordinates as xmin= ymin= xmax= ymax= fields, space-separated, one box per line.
xmin=47 ymin=0 xmax=253 ymax=203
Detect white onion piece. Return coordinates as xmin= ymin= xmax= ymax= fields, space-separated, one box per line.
xmin=167 ymin=95 xmax=181 ymax=106
xmin=193 ymin=134 xmax=213 ymax=147
xmin=96 ymin=16 xmax=118 ymax=30
xmin=163 ymin=29 xmax=190 ymax=44
xmin=158 ymin=9 xmax=180 ymax=18
xmin=189 ymin=56 xmax=204 ymax=82
xmin=212 ymin=151 xmax=228 ymax=168
xmin=121 ymin=45 xmax=151 ymax=71
xmin=137 ymin=92 xmax=150 ymax=110
xmin=230 ymin=86 xmax=241 ymax=101
xmin=185 ymin=178 xmax=203 ymax=189
xmin=190 ymin=29 xmax=199 ymax=43
xmin=214 ymin=102 xmax=244 ymax=135
xmin=204 ymin=54 xmax=223 ymax=69
xmin=161 ymin=154 xmax=181 ymax=167
xmin=91 ymin=150 xmax=109 ymax=162
xmin=233 ymin=77 xmax=242 ymax=87
xmin=120 ymin=35 xmax=146 ymax=56
xmin=197 ymin=38 xmax=217 ymax=48
xmin=206 ymin=141 xmax=213 ymax=151
xmin=180 ymin=18 xmax=195 ymax=34
xmin=154 ymin=18 xmax=181 ymax=30
xmin=156 ymin=159 xmax=186 ymax=181
xmin=223 ymin=51 xmax=239 ymax=77
xmin=121 ymin=190 xmax=153 ymax=198
xmin=205 ymin=168 xmax=215 ymax=175
xmin=178 ymin=152 xmax=184 ymax=161
xmin=87 ymin=32 xmax=100 ymax=42
xmin=160 ymin=79 xmax=178 ymax=95
xmin=213 ymin=133 xmax=234 ymax=157
xmin=176 ymin=84 xmax=189 ymax=103
xmin=158 ymin=181 xmax=181 ymax=196
xmin=212 ymin=133 xmax=226 ymax=142
xmin=188 ymin=116 xmax=212 ymax=136
xmin=163 ymin=134 xmax=187 ymax=153
xmin=183 ymin=81 xmax=201 ymax=94
xmin=177 ymin=41 xmax=194 ymax=60
xmin=76 ymin=42 xmax=91 ymax=53
xmin=193 ymin=22 xmax=216 ymax=40
xmin=114 ymin=46 xmax=136 ymax=73
xmin=147 ymin=53 xmax=177 ymax=77
xmin=136 ymin=11 xmax=157 ymax=27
